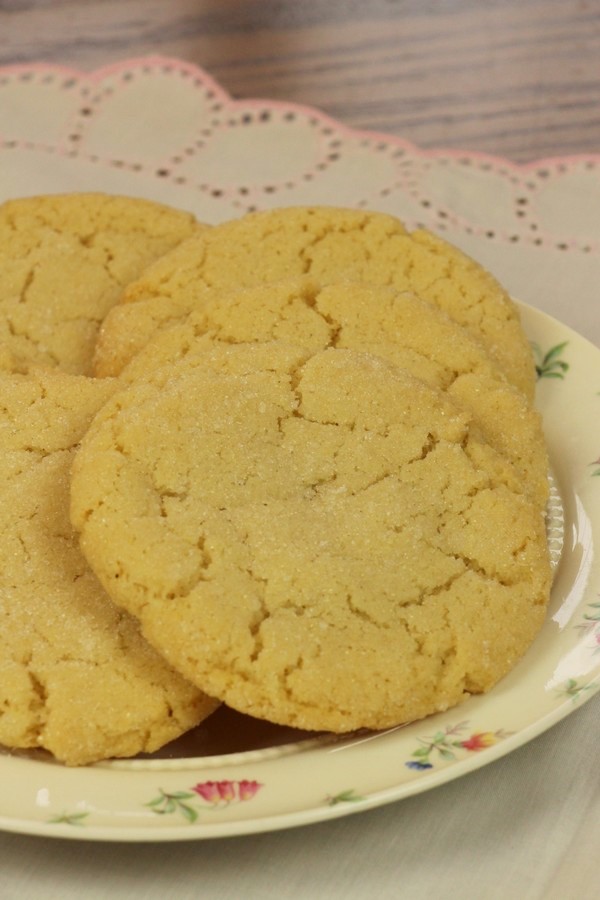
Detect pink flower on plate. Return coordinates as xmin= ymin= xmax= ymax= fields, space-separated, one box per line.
xmin=191 ymin=781 xmax=221 ymax=804
xmin=238 ymin=780 xmax=262 ymax=801
xmin=191 ymin=779 xmax=263 ymax=806
xmin=460 ymin=732 xmax=497 ymax=751
xmin=216 ymin=780 xmax=237 ymax=802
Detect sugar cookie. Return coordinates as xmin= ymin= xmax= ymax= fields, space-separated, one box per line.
xmin=71 ymin=342 xmax=551 ymax=734
xmin=0 ymin=192 xmax=201 ymax=374
xmin=0 ymin=369 xmax=218 ymax=765
xmin=120 ymin=278 xmax=549 ymax=509
xmin=93 ymin=206 xmax=535 ymax=399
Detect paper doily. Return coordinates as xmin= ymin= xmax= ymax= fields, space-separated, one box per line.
xmin=1 ymin=56 xmax=598 ymax=342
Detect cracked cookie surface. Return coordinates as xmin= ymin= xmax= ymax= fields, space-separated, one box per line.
xmin=71 ymin=342 xmax=552 ymax=733
xmin=120 ymin=278 xmax=549 ymax=509
xmin=0 ymin=369 xmax=218 ymax=766
xmin=93 ymin=205 xmax=536 ymax=400
xmin=0 ymin=192 xmax=201 ymax=375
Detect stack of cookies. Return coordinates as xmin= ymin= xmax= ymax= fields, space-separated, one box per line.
xmin=0 ymin=195 xmax=552 ymax=765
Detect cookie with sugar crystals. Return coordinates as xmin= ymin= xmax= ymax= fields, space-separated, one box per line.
xmin=0 ymin=192 xmax=202 ymax=375
xmin=93 ymin=205 xmax=536 ymax=399
xmin=71 ymin=341 xmax=552 ymax=734
xmin=119 ymin=278 xmax=549 ymax=510
xmin=0 ymin=368 xmax=218 ymax=766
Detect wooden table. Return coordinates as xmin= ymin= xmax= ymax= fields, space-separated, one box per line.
xmin=2 ymin=0 xmax=599 ymax=162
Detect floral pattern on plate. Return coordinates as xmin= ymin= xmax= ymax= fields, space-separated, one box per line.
xmin=146 ymin=780 xmax=264 ymax=824
xmin=532 ymin=341 xmax=570 ymax=380
xmin=405 ymin=721 xmax=512 ymax=771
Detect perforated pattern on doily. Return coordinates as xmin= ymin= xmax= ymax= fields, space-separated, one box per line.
xmin=0 ymin=57 xmax=598 ymax=253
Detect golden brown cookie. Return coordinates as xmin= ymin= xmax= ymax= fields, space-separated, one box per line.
xmin=119 ymin=278 xmax=549 ymax=509
xmin=71 ymin=342 xmax=552 ymax=734
xmin=0 ymin=369 xmax=218 ymax=766
xmin=0 ymin=192 xmax=202 ymax=375
xmin=93 ymin=205 xmax=535 ymax=399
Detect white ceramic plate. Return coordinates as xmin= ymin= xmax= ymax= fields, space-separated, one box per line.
xmin=1 ymin=302 xmax=599 ymax=842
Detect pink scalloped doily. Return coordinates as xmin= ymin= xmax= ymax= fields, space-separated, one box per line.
xmin=0 ymin=56 xmax=598 ymax=343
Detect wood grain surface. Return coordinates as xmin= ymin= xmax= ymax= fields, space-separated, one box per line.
xmin=1 ymin=0 xmax=599 ymax=161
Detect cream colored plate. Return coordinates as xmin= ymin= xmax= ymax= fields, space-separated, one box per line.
xmin=0 ymin=302 xmax=599 ymax=842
